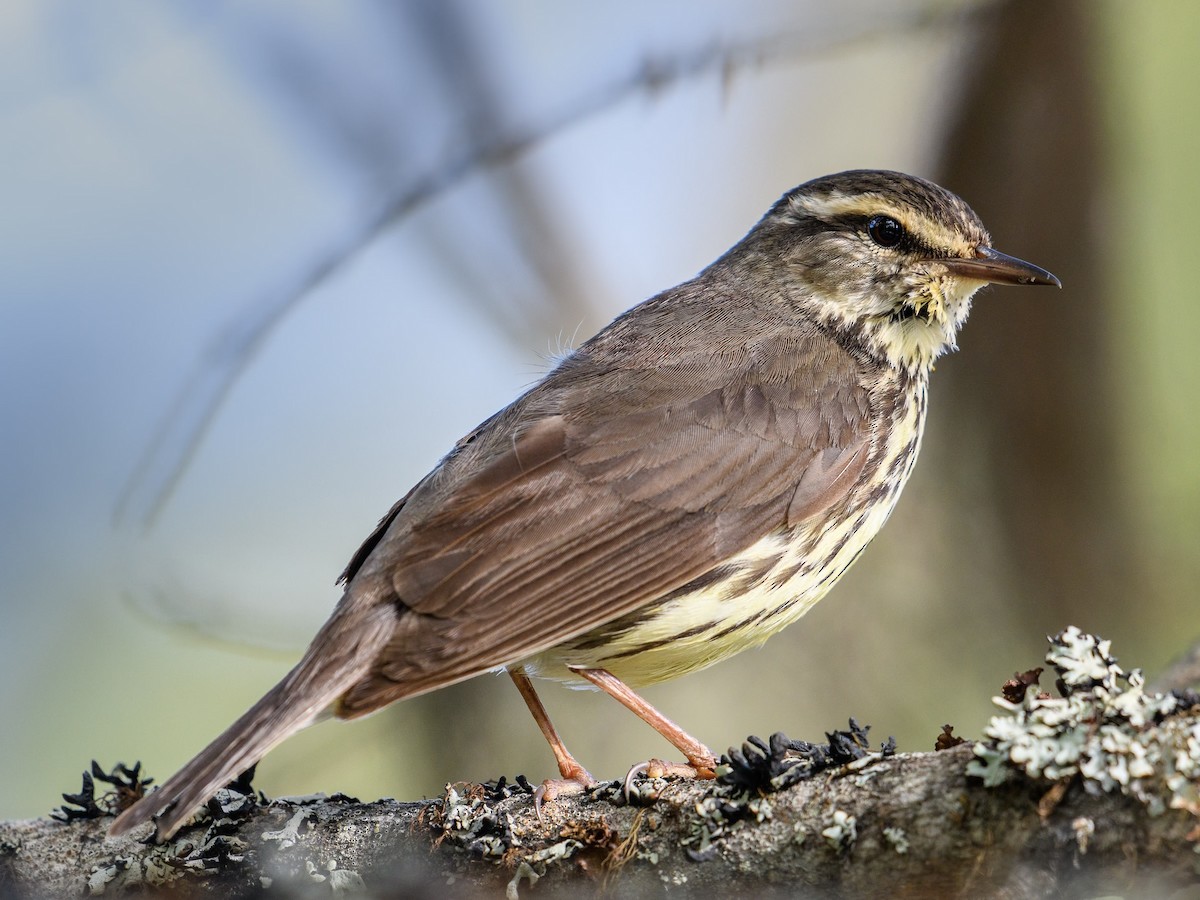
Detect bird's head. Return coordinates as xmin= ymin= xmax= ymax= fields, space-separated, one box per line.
xmin=734 ymin=170 xmax=1060 ymax=373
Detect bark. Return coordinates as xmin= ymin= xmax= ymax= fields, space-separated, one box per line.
xmin=8 ymin=629 xmax=1198 ymax=897
xmin=3 ymin=742 xmax=1198 ymax=899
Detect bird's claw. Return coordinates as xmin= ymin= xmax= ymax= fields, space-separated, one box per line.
xmin=533 ymin=770 xmax=595 ymax=821
xmin=622 ymin=757 xmax=717 ymax=799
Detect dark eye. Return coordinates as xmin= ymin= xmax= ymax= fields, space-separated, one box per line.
xmin=867 ymin=215 xmax=904 ymax=248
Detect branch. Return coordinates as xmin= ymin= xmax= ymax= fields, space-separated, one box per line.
xmin=0 ymin=747 xmax=1193 ymax=899
xmin=4 ymin=629 xmax=1198 ymax=898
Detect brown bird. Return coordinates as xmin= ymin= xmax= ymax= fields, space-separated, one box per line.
xmin=110 ymin=170 xmax=1059 ymax=840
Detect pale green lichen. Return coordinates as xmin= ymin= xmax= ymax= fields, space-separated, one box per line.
xmin=1071 ymin=817 xmax=1094 ymax=855
xmin=506 ymin=860 xmax=538 ymax=900
xmin=87 ymin=860 xmax=120 ymax=894
xmin=435 ymin=783 xmax=589 ymax=897
xmin=261 ymin=808 xmax=313 ymax=850
xmin=683 ymin=794 xmax=741 ymax=855
xmin=821 ymin=809 xmax=857 ymax=852
xmin=308 ymin=858 xmax=366 ymax=894
xmin=436 ymin=784 xmax=514 ymax=862
xmin=969 ymin=627 xmax=1200 ymax=817
xmin=499 ymin=838 xmax=581 ymax=899
xmin=883 ymin=826 xmax=909 ymax=854
xmin=746 ymin=796 xmax=773 ymax=824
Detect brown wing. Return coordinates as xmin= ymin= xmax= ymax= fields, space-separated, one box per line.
xmin=337 ymin=316 xmax=875 ymax=714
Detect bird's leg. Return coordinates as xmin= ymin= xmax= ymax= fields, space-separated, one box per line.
xmin=508 ymin=668 xmax=595 ymax=816
xmin=567 ymin=666 xmax=718 ymax=792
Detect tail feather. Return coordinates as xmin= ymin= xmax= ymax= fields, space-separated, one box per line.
xmin=109 ymin=602 xmax=395 ymax=841
xmin=108 ymin=673 xmax=332 ymax=840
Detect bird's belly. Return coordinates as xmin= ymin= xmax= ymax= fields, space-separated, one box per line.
xmin=538 ymin=505 xmax=889 ymax=687
xmin=525 ymin=382 xmax=926 ymax=690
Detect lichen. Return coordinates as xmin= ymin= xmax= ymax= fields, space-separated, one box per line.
xmin=719 ymin=722 xmax=894 ymax=794
xmin=821 ymin=809 xmax=857 ymax=852
xmin=52 ymin=761 xmax=153 ymax=824
xmin=683 ymin=794 xmax=745 ymax=861
xmin=1071 ymin=817 xmax=1094 ymax=855
xmin=882 ymin=826 xmax=908 ymax=854
xmin=261 ymin=808 xmax=314 ymax=850
xmin=968 ymin=627 xmax=1200 ymax=817
xmin=430 ymin=780 xmax=615 ymax=895
xmin=675 ymin=721 xmax=892 ymax=863
xmin=434 ymin=783 xmax=517 ymax=862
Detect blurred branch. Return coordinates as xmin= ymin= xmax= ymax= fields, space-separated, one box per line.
xmin=396 ymin=0 xmax=598 ymax=342
xmin=933 ymin=0 xmax=1142 ymax=629
xmin=2 ymin=744 xmax=1195 ymax=899
xmin=116 ymin=1 xmax=989 ymax=531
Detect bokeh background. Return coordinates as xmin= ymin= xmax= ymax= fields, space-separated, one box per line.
xmin=3 ymin=0 xmax=1198 ymax=822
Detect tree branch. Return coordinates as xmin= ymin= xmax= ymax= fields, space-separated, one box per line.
xmin=5 ymin=629 xmax=1198 ymax=898
xmin=1 ymin=745 xmax=1196 ymax=899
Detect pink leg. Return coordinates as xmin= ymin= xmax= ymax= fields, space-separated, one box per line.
xmin=509 ymin=668 xmax=595 ymax=816
xmin=568 ymin=666 xmax=718 ymax=789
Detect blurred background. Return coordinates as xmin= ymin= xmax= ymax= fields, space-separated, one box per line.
xmin=3 ymin=0 xmax=1198 ymax=822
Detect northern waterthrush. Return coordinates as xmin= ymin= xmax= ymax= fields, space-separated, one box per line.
xmin=111 ymin=170 xmax=1059 ymax=840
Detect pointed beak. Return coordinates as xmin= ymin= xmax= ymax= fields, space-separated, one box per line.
xmin=941 ymin=246 xmax=1061 ymax=288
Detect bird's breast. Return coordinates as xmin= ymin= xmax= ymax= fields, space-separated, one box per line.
xmin=527 ymin=375 xmax=929 ymax=689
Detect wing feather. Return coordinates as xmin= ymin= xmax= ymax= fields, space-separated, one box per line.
xmin=337 ymin=315 xmax=879 ymax=714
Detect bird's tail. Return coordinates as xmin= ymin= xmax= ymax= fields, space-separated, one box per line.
xmin=109 ymin=602 xmax=394 ymax=841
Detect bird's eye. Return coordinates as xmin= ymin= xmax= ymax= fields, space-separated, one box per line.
xmin=867 ymin=215 xmax=904 ymax=248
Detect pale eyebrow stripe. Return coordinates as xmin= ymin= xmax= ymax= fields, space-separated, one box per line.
xmin=788 ymin=193 xmax=964 ymax=250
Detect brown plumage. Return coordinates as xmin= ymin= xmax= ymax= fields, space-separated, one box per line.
xmin=110 ymin=170 xmax=1059 ymax=840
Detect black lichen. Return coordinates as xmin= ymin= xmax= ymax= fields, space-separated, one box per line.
xmin=719 ymin=719 xmax=895 ymax=794
xmin=52 ymin=761 xmax=153 ymax=823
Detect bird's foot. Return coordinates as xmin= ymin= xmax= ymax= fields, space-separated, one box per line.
xmin=623 ymin=756 xmax=717 ymax=798
xmin=533 ymin=764 xmax=596 ymax=821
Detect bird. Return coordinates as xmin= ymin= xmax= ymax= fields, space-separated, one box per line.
xmin=109 ymin=170 xmax=1060 ymax=841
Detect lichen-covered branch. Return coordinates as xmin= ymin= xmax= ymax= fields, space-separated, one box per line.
xmin=3 ymin=630 xmax=1199 ymax=899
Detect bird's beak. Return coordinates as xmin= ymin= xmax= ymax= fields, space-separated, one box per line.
xmin=941 ymin=246 xmax=1061 ymax=288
